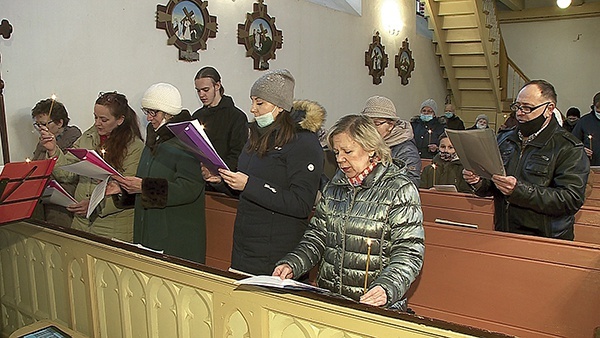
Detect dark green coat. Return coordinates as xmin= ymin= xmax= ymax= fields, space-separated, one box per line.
xmin=132 ymin=112 xmax=206 ymax=263
xmin=420 ymin=153 xmax=471 ymax=193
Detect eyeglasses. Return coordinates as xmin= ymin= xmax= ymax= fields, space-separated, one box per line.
xmin=510 ymin=101 xmax=551 ymax=114
xmin=32 ymin=120 xmax=54 ymax=130
xmin=142 ymin=108 xmax=159 ymax=117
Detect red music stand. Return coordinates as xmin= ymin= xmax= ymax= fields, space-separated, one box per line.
xmin=0 ymin=158 xmax=56 ymax=225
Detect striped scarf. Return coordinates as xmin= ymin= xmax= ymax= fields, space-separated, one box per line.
xmin=348 ymin=160 xmax=379 ymax=186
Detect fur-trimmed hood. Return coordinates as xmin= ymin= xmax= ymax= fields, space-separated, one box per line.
xmin=290 ymin=99 xmax=326 ymax=133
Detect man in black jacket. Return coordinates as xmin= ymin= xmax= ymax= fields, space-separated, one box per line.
xmin=192 ymin=66 xmax=248 ymax=171
xmin=463 ymin=80 xmax=589 ymax=240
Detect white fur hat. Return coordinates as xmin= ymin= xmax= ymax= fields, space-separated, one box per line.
xmin=141 ymin=83 xmax=182 ymax=116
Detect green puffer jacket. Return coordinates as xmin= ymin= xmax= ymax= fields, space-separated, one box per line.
xmin=52 ymin=125 xmax=144 ymax=241
xmin=278 ymin=160 xmax=424 ymax=309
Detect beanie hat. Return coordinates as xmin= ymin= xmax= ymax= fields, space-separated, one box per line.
xmin=420 ymin=98 xmax=438 ymax=115
xmin=475 ymin=114 xmax=489 ymax=124
xmin=362 ymin=96 xmax=399 ymax=120
xmin=250 ymin=69 xmax=295 ymax=111
xmin=566 ymin=107 xmax=581 ymax=118
xmin=141 ymin=83 xmax=182 ymax=116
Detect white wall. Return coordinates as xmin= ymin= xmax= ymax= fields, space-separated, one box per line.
xmin=0 ymin=0 xmax=446 ymax=163
xmin=500 ymin=17 xmax=600 ymax=114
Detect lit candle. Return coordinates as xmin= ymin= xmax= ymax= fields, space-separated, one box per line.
xmin=100 ymin=147 xmax=106 ymax=158
xmin=588 ymin=134 xmax=593 ymax=152
xmin=364 ymin=238 xmax=372 ymax=294
xmin=432 ymin=163 xmax=437 ymax=186
xmin=428 ymin=129 xmax=432 ymax=144
xmin=25 ymin=157 xmax=31 ymax=163
xmin=48 ymin=94 xmax=57 ymax=115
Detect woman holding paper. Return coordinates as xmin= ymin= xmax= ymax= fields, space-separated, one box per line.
xmin=204 ymin=69 xmax=325 ymax=275
xmin=273 ymin=115 xmax=424 ymax=310
xmin=111 ymin=83 xmax=206 ymax=263
xmin=40 ymin=91 xmax=144 ymax=241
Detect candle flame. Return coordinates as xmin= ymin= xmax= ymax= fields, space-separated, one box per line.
xmin=428 ymin=129 xmax=432 ymax=134
xmin=367 ymin=238 xmax=372 ymax=246
xmin=432 ymin=163 xmax=437 ymax=169
xmin=589 ymin=135 xmax=593 ymax=139
xmin=100 ymin=148 xmax=107 ymax=156
xmin=50 ymin=94 xmax=57 ymax=100
xmin=25 ymin=157 xmax=31 ymax=163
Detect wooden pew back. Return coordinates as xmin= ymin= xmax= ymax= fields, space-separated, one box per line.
xmin=204 ymin=192 xmax=600 ymax=337
xmin=407 ymin=222 xmax=600 ymax=338
xmin=419 ymin=188 xmax=600 ymax=245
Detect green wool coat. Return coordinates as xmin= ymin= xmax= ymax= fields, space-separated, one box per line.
xmin=131 ymin=121 xmax=206 ymax=264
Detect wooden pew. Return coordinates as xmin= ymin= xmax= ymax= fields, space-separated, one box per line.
xmin=419 ymin=188 xmax=600 ymax=245
xmin=205 ymin=192 xmax=237 ymax=270
xmin=204 ymin=192 xmax=600 ymax=338
xmin=406 ymin=221 xmax=600 ymax=338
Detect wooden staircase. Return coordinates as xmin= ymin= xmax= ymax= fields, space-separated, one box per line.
xmin=425 ymin=0 xmax=509 ymax=129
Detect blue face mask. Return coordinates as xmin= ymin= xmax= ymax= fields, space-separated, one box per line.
xmin=444 ymin=112 xmax=454 ymax=118
xmin=255 ymin=106 xmax=277 ymax=128
xmin=420 ymin=114 xmax=434 ymax=122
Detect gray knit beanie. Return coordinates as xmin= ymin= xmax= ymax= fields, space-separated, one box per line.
xmin=420 ymin=98 xmax=438 ymax=116
xmin=475 ymin=114 xmax=489 ymax=124
xmin=141 ymin=83 xmax=182 ymax=116
xmin=250 ymin=69 xmax=295 ymax=111
xmin=362 ymin=96 xmax=399 ymax=120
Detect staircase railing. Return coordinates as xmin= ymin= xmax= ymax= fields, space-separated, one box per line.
xmin=500 ymin=44 xmax=529 ymax=102
xmin=474 ymin=0 xmax=502 ymax=111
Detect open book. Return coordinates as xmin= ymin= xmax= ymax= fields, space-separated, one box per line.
xmin=41 ymin=180 xmax=77 ymax=207
xmin=235 ymin=275 xmax=330 ymax=293
xmin=167 ymin=120 xmax=230 ymax=173
xmin=60 ymin=149 xmax=123 ymax=180
xmin=59 ymin=149 xmax=123 ymax=218
xmin=446 ymin=129 xmax=505 ymax=180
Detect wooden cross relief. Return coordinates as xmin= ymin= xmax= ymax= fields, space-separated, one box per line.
xmin=0 ymin=19 xmax=13 ymax=163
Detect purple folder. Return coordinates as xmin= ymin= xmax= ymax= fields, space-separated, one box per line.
xmin=167 ymin=120 xmax=230 ymax=173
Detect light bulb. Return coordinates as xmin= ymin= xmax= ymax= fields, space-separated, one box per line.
xmin=557 ymin=0 xmax=571 ymax=9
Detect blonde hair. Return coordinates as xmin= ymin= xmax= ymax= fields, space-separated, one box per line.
xmin=327 ymin=115 xmax=392 ymax=165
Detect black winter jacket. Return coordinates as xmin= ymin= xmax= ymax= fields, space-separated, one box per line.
xmin=231 ymin=100 xmax=325 ymax=275
xmin=474 ymin=117 xmax=589 ymax=240
xmin=192 ymin=95 xmax=248 ymax=171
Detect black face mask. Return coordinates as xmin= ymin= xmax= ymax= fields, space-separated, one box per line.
xmin=517 ymin=111 xmax=548 ymax=137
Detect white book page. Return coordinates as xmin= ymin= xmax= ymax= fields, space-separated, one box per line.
xmin=86 ymin=176 xmax=109 ymax=218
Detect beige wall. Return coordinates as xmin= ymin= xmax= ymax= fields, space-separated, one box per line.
xmin=500 ymin=17 xmax=600 ymax=113
xmin=0 ymin=0 xmax=446 ymax=163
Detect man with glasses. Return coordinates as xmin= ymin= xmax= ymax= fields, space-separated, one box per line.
xmin=462 ymin=80 xmax=589 ymax=240
xmin=30 ymin=98 xmax=81 ymax=225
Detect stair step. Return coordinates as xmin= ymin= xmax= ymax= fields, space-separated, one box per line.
xmin=444 ymin=29 xmax=482 ymax=42
xmin=435 ymin=44 xmax=484 ymax=56
xmin=439 ymin=1 xmax=475 ymax=15
xmin=441 ymin=14 xmax=478 ymax=29
xmin=461 ymin=91 xmax=497 ymax=108
xmin=458 ymin=79 xmax=493 ymax=90
xmin=446 ymin=42 xmax=484 ymax=55
xmin=452 ymin=68 xmax=491 ymax=79
xmin=450 ymin=55 xmax=487 ymax=67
